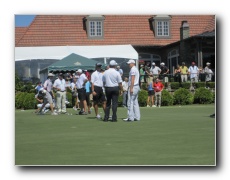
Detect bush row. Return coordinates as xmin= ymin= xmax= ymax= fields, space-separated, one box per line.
xmin=15 ymin=87 xmax=215 ymax=109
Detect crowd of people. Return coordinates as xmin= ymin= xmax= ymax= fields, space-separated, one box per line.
xmin=34 ymin=59 xmax=141 ymax=122
xmin=34 ymin=60 xmax=214 ymax=120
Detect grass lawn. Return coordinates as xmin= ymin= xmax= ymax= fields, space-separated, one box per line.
xmin=15 ymin=104 xmax=215 ymax=166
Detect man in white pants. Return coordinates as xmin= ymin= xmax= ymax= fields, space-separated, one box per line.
xmin=123 ymin=59 xmax=140 ymax=122
xmin=53 ymin=73 xmax=67 ymax=113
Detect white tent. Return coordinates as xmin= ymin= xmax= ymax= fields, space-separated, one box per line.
xmin=15 ymin=44 xmax=138 ymax=61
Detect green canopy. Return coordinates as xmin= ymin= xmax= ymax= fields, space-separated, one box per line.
xmin=48 ymin=53 xmax=105 ymax=72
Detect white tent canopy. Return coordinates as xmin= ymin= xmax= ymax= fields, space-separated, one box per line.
xmin=15 ymin=45 xmax=138 ymax=61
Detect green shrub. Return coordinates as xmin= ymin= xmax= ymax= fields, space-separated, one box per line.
xmin=161 ymin=89 xmax=173 ymax=106
xmin=173 ymin=88 xmax=194 ymax=105
xmin=206 ymin=82 xmax=215 ymax=89
xmin=181 ymin=83 xmax=191 ymax=89
xmin=23 ymin=93 xmax=36 ymax=110
xmin=15 ymin=92 xmax=27 ymax=109
xmin=138 ymin=89 xmax=148 ymax=107
xmin=194 ymin=82 xmax=206 ymax=88
xmin=170 ymin=82 xmax=180 ymax=90
xmin=194 ymin=87 xmax=213 ymax=104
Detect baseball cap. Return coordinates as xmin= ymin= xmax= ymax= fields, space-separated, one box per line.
xmin=206 ymin=62 xmax=211 ymax=65
xmin=58 ymin=73 xmax=64 ymax=77
xmin=109 ymin=60 xmax=117 ymax=66
xmin=127 ymin=59 xmax=135 ymax=64
xmin=152 ymin=62 xmax=155 ymax=65
xmin=182 ymin=62 xmax=185 ymax=65
xmin=48 ymin=73 xmax=55 ymax=77
xmin=160 ymin=62 xmax=165 ymax=66
xmin=76 ymin=69 xmax=83 ymax=73
xmin=96 ymin=62 xmax=102 ymax=66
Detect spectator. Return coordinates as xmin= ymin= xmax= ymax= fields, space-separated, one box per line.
xmin=71 ymin=76 xmax=80 ymax=111
xmin=144 ymin=62 xmax=151 ymax=83
xmin=35 ymin=81 xmax=43 ymax=94
xmin=102 ymin=60 xmax=122 ymax=122
xmin=146 ymin=78 xmax=155 ymax=107
xmin=139 ymin=65 xmax=145 ymax=88
xmin=188 ymin=61 xmax=199 ymax=83
xmin=204 ymin=62 xmax=213 ymax=87
xmin=76 ymin=69 xmax=88 ymax=115
xmin=85 ymin=80 xmax=92 ymax=114
xmin=180 ymin=62 xmax=188 ymax=82
xmin=149 ymin=62 xmax=161 ymax=80
xmin=159 ymin=62 xmax=169 ymax=88
xmin=116 ymin=65 xmax=123 ymax=77
xmin=91 ymin=62 xmax=106 ymax=119
xmin=53 ymin=73 xmax=67 ymax=114
xmin=174 ymin=64 xmax=182 ymax=84
xmin=153 ymin=78 xmax=164 ymax=108
xmin=122 ymin=77 xmax=129 ymax=107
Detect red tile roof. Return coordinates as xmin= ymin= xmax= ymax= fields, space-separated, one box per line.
xmin=15 ymin=27 xmax=28 ymax=45
xmin=15 ymin=15 xmax=215 ymax=47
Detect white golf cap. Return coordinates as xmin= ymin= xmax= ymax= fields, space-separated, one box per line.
xmin=76 ymin=69 xmax=82 ymax=73
xmin=160 ymin=62 xmax=165 ymax=66
xmin=48 ymin=73 xmax=55 ymax=76
xmin=206 ymin=62 xmax=211 ymax=65
xmin=109 ymin=60 xmax=117 ymax=66
xmin=152 ymin=62 xmax=155 ymax=65
xmin=127 ymin=59 xmax=136 ymax=64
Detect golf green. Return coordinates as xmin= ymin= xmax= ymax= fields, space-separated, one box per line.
xmin=15 ymin=104 xmax=215 ymax=166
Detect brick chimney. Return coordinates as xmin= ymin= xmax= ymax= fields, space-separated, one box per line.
xmin=180 ymin=21 xmax=190 ymax=40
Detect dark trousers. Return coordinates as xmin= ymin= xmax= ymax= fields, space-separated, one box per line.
xmin=105 ymin=86 xmax=119 ymax=121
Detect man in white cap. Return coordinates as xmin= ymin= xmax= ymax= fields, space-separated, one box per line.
xmin=204 ymin=62 xmax=213 ymax=83
xmin=91 ymin=62 xmax=106 ymax=119
xmin=76 ymin=69 xmax=88 ymax=115
xmin=123 ymin=59 xmax=141 ymax=122
xmin=149 ymin=62 xmax=161 ymax=80
xmin=116 ymin=65 xmax=123 ymax=77
xmin=102 ymin=60 xmax=122 ymax=122
xmin=43 ymin=72 xmax=55 ymax=99
xmin=53 ymin=73 xmax=67 ymax=113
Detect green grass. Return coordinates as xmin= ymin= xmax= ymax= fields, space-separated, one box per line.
xmin=15 ymin=104 xmax=215 ymax=166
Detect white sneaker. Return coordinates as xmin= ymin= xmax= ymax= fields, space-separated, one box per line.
xmin=51 ymin=112 xmax=58 ymax=115
xmin=44 ymin=109 xmax=49 ymax=113
xmin=152 ymin=105 xmax=156 ymax=107
xmin=147 ymin=105 xmax=150 ymax=107
xmin=96 ymin=114 xmax=101 ymax=119
xmin=123 ymin=118 xmax=129 ymax=121
xmin=73 ymin=107 xmax=77 ymax=111
xmin=109 ymin=116 xmax=112 ymax=120
xmin=158 ymin=105 xmax=161 ymax=108
xmin=65 ymin=100 xmax=70 ymax=104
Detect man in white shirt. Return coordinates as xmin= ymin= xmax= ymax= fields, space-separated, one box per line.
xmin=149 ymin=62 xmax=161 ymax=79
xmin=102 ymin=60 xmax=123 ymax=122
xmin=188 ymin=61 xmax=199 ymax=83
xmin=76 ymin=69 xmax=88 ymax=115
xmin=91 ymin=63 xmax=106 ymax=119
xmin=204 ymin=62 xmax=213 ymax=82
xmin=123 ymin=59 xmax=141 ymax=122
xmin=122 ymin=77 xmax=129 ymax=107
xmin=53 ymin=73 xmax=66 ymax=113
xmin=43 ymin=73 xmax=55 ymax=99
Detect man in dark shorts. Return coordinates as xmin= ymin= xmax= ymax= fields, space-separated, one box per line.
xmin=91 ymin=63 xmax=106 ymax=119
xmin=76 ymin=69 xmax=88 ymax=115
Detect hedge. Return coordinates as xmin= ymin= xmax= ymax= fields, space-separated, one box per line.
xmin=173 ymin=88 xmax=194 ymax=105
xmin=193 ymin=87 xmax=214 ymax=104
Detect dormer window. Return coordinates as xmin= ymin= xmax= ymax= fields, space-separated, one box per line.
xmin=150 ymin=15 xmax=171 ymax=38
xmin=85 ymin=15 xmax=105 ymax=39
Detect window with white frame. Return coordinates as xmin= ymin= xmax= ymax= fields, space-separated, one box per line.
xmin=85 ymin=15 xmax=105 ymax=39
xmin=151 ymin=15 xmax=171 ymax=38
